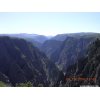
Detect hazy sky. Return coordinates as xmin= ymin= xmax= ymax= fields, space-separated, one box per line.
xmin=0 ymin=12 xmax=100 ymax=36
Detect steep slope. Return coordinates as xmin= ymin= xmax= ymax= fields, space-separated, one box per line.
xmin=41 ymin=33 xmax=95 ymax=63
xmin=41 ymin=33 xmax=100 ymax=70
xmin=63 ymin=38 xmax=100 ymax=86
xmin=56 ymin=37 xmax=94 ymax=71
xmin=40 ymin=40 xmax=63 ymax=60
xmin=0 ymin=36 xmax=60 ymax=86
xmin=48 ymin=33 xmax=100 ymax=72
xmin=24 ymin=38 xmax=42 ymax=48
xmin=51 ymin=34 xmax=68 ymax=41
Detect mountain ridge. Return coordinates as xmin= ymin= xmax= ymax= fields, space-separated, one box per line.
xmin=0 ymin=36 xmax=60 ymax=86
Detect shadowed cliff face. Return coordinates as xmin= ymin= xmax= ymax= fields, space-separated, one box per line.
xmin=61 ymin=39 xmax=100 ymax=86
xmin=44 ymin=37 xmax=95 ymax=72
xmin=40 ymin=40 xmax=63 ymax=60
xmin=40 ymin=33 xmax=100 ymax=73
xmin=56 ymin=37 xmax=94 ymax=71
xmin=0 ymin=36 xmax=60 ymax=86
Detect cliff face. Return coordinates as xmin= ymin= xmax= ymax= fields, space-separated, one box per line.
xmin=40 ymin=40 xmax=63 ymax=60
xmin=49 ymin=37 xmax=95 ymax=73
xmin=41 ymin=33 xmax=100 ymax=72
xmin=0 ymin=36 xmax=59 ymax=86
xmin=41 ymin=33 xmax=99 ymax=73
xmin=57 ymin=37 xmax=94 ymax=71
xmin=62 ymin=39 xmax=100 ymax=86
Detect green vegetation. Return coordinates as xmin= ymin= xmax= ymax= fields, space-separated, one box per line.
xmin=0 ymin=81 xmax=7 ymax=87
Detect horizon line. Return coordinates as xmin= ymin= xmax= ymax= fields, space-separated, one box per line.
xmin=0 ymin=32 xmax=100 ymax=36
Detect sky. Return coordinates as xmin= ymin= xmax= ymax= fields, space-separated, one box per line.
xmin=0 ymin=12 xmax=100 ymax=36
